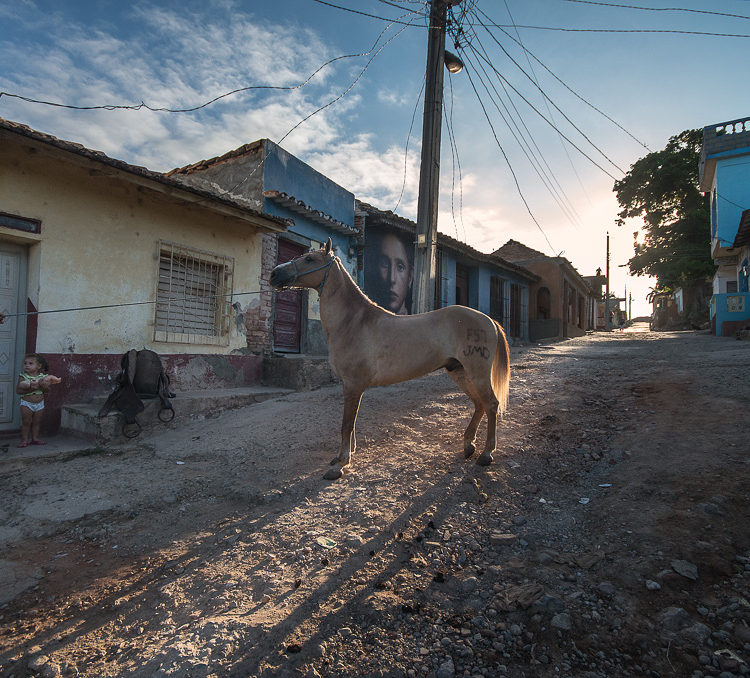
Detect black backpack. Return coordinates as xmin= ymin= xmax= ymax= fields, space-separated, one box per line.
xmin=98 ymin=349 xmax=175 ymax=438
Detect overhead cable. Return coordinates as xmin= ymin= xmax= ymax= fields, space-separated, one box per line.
xmin=462 ymin=57 xmax=558 ymax=256
xmin=475 ymin=7 xmax=651 ymax=151
xmin=560 ymin=0 xmax=750 ymax=21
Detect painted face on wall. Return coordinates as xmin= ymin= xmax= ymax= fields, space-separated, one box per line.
xmin=377 ymin=232 xmax=413 ymax=315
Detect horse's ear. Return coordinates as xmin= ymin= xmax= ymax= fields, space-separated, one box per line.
xmin=324 ymin=238 xmax=332 ymax=254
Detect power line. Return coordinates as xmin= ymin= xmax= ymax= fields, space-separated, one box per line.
xmin=462 ymin=58 xmax=557 ymax=256
xmin=311 ymin=0 xmax=427 ymax=25
xmin=463 ymin=24 xmax=750 ymax=38
xmin=0 ymin=33 xmax=402 ymax=114
xmin=503 ymin=0 xmax=590 ymax=213
xmin=470 ymin=23 xmax=584 ymax=227
xmin=475 ymin=8 xmax=651 ymax=152
xmin=469 ymin=20 xmax=625 ymax=176
xmin=463 ymin=42 xmax=583 ymax=229
xmin=392 ymin=74 xmax=426 ymax=214
xmin=560 ymin=0 xmax=750 ymax=21
xmin=444 ymin=73 xmax=467 ymax=242
xmin=465 ymin=43 xmax=621 ymax=180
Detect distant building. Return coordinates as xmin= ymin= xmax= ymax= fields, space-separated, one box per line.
xmin=493 ymin=240 xmax=596 ymax=341
xmin=583 ymin=268 xmax=607 ymax=330
xmin=699 ymin=116 xmax=750 ymax=336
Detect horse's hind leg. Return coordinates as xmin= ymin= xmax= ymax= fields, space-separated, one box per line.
xmin=474 ymin=383 xmax=499 ymax=467
xmin=324 ymin=386 xmax=363 ymax=480
xmin=448 ymin=367 xmax=484 ymax=459
xmin=476 ymin=394 xmax=499 ymax=466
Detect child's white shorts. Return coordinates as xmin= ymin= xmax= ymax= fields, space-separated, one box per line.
xmin=20 ymin=400 xmax=44 ymax=413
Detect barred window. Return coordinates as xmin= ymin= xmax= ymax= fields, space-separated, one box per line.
xmin=154 ymin=241 xmax=234 ymax=345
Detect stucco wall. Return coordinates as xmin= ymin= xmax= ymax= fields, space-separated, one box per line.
xmin=715 ymin=155 xmax=750 ymax=248
xmin=0 ymin=142 xmax=266 ymax=356
xmin=523 ymin=260 xmax=563 ymax=319
xmin=263 ymin=141 xmax=355 ymax=228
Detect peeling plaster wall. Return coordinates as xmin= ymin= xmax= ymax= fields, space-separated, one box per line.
xmin=1 ymin=141 xmax=265 ymax=356
xmin=1 ymin=138 xmax=271 ymax=433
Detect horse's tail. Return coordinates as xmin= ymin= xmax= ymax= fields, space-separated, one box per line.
xmin=491 ymin=319 xmax=510 ymax=414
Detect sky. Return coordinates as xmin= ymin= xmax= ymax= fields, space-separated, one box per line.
xmin=2 ymin=0 xmax=750 ymax=318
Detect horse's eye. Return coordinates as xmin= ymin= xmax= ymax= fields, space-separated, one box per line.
xmin=305 ymin=256 xmax=313 ymax=262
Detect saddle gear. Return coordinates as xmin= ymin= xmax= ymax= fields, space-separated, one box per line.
xmin=98 ymin=349 xmax=175 ymax=438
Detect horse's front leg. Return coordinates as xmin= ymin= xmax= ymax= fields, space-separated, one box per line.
xmin=324 ymin=387 xmax=363 ymax=480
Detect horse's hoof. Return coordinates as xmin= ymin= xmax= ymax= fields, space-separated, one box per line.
xmin=323 ymin=466 xmax=344 ymax=480
xmin=476 ymin=452 xmax=494 ymax=466
xmin=464 ymin=442 xmax=476 ymax=459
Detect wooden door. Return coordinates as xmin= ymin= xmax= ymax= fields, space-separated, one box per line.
xmin=273 ymin=239 xmax=306 ymax=353
xmin=0 ymin=245 xmax=26 ymax=429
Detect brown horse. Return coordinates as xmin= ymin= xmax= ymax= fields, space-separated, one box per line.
xmin=270 ymin=238 xmax=510 ymax=480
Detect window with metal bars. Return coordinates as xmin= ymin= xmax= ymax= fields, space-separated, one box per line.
xmin=154 ymin=241 xmax=234 ymax=345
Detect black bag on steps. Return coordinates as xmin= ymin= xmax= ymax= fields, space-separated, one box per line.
xmin=98 ymin=349 xmax=175 ymax=438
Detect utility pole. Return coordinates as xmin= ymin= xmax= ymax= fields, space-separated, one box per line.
xmin=605 ymin=233 xmax=611 ymax=330
xmin=413 ymin=0 xmax=452 ymax=314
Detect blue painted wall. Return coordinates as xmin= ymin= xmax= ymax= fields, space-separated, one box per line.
xmin=440 ymin=251 xmax=531 ymax=315
xmin=712 ymin=150 xmax=750 ymax=246
xmin=262 ymin=140 xmax=354 ymax=225
xmin=711 ymin=292 xmax=750 ymax=335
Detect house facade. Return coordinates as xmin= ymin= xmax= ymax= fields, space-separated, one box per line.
xmin=0 ymin=118 xmax=289 ymax=433
xmin=699 ymin=116 xmax=750 ymax=336
xmin=168 ymin=140 xmax=361 ymax=356
xmin=358 ymin=203 xmax=537 ymax=342
xmin=583 ymin=269 xmax=607 ymax=330
xmin=493 ymin=240 xmax=595 ymax=341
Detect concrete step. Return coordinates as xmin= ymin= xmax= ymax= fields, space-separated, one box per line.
xmin=262 ymin=353 xmax=338 ymax=391
xmin=60 ymin=386 xmax=294 ymax=444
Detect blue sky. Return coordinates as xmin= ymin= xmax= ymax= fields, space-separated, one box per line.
xmin=2 ymin=0 xmax=749 ymax=316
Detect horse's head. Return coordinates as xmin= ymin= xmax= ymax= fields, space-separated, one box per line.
xmin=269 ymin=238 xmax=336 ymax=292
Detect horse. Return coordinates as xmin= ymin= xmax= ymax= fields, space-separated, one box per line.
xmin=269 ymin=238 xmax=510 ymax=480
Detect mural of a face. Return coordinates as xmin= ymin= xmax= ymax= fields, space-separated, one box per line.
xmin=377 ymin=232 xmax=413 ymax=315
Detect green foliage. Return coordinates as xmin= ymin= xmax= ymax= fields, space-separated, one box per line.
xmin=613 ymin=129 xmax=714 ymax=290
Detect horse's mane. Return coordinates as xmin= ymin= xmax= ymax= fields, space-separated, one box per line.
xmin=332 ymin=256 xmax=397 ymax=316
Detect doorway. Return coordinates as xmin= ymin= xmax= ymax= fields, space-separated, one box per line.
xmin=0 ymin=243 xmax=28 ymax=430
xmin=273 ymin=239 xmax=306 ymax=353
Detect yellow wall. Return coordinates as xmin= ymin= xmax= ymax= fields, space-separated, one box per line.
xmin=0 ymin=140 xmax=266 ymax=355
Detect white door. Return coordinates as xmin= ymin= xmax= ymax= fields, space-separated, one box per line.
xmin=0 ymin=245 xmax=27 ymax=430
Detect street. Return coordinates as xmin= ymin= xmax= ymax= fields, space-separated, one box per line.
xmin=1 ymin=327 xmax=749 ymax=678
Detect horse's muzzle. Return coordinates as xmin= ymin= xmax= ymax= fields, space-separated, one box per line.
xmin=269 ymin=263 xmax=294 ymax=290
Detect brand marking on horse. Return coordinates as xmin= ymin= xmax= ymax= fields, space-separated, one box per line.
xmin=466 ymin=328 xmax=487 ymax=343
xmin=463 ymin=345 xmax=490 ymax=359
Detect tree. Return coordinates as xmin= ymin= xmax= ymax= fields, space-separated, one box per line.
xmin=613 ymin=129 xmax=714 ymax=292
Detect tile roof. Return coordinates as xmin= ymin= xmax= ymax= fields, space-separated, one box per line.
xmin=0 ymin=118 xmax=289 ymax=230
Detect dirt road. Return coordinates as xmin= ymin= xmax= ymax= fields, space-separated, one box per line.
xmin=1 ymin=327 xmax=749 ymax=678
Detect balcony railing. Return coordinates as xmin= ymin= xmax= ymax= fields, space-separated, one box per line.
xmin=703 ymin=116 xmax=750 ymax=157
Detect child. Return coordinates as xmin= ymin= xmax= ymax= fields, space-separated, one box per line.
xmin=16 ymin=353 xmax=62 ymax=448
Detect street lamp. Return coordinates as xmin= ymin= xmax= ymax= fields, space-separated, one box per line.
xmin=444 ymin=50 xmax=464 ymax=74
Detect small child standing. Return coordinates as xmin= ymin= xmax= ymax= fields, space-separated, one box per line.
xmin=16 ymin=353 xmax=62 ymax=448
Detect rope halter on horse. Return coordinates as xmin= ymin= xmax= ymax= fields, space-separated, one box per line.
xmin=287 ymin=255 xmax=336 ymax=293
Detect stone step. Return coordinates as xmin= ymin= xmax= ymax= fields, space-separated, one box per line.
xmin=262 ymin=353 xmax=337 ymax=391
xmin=60 ymin=386 xmax=294 ymax=444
